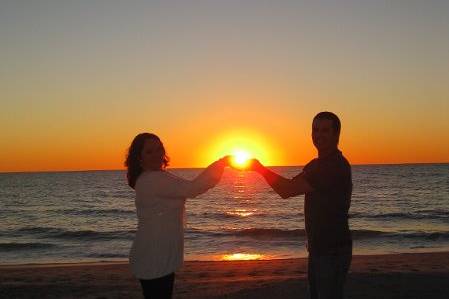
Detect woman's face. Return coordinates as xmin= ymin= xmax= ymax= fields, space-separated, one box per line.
xmin=140 ymin=138 xmax=164 ymax=171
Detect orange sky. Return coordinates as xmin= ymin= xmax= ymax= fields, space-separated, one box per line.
xmin=1 ymin=102 xmax=448 ymax=172
xmin=1 ymin=2 xmax=449 ymax=172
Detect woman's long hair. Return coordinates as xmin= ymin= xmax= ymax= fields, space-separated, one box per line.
xmin=124 ymin=133 xmax=169 ymax=189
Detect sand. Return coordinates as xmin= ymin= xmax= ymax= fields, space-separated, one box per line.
xmin=1 ymin=252 xmax=449 ymax=298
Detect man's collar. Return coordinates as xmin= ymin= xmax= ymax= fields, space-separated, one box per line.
xmin=318 ymin=148 xmax=341 ymax=160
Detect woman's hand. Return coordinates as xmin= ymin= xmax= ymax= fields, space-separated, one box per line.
xmin=217 ymin=155 xmax=232 ymax=167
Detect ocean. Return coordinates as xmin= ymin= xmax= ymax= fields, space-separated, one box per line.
xmin=1 ymin=164 xmax=448 ymax=265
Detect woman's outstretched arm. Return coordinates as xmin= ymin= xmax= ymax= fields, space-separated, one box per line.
xmin=141 ymin=156 xmax=230 ymax=199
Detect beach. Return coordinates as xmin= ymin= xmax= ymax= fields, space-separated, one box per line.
xmin=1 ymin=251 xmax=449 ymax=299
xmin=1 ymin=166 xmax=448 ymax=298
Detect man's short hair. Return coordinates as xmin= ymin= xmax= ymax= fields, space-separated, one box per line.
xmin=313 ymin=111 xmax=341 ymax=134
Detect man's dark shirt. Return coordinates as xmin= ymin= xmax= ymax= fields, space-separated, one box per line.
xmin=297 ymin=150 xmax=352 ymax=255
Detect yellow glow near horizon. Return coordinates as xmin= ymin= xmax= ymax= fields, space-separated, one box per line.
xmin=221 ymin=253 xmax=264 ymax=261
xmin=200 ymin=129 xmax=281 ymax=167
xmin=231 ymin=150 xmax=251 ymax=169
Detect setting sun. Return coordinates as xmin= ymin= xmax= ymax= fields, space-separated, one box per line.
xmin=231 ymin=150 xmax=251 ymax=169
xmin=221 ymin=253 xmax=264 ymax=261
xmin=199 ymin=129 xmax=283 ymax=167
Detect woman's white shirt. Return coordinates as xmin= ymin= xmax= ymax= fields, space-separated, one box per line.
xmin=129 ymin=163 xmax=223 ymax=279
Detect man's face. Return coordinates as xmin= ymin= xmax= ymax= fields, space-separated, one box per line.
xmin=312 ymin=118 xmax=339 ymax=151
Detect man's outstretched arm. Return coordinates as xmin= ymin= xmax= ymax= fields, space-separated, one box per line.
xmin=248 ymin=159 xmax=313 ymax=199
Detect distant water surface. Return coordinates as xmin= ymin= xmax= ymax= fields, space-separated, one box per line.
xmin=0 ymin=164 xmax=448 ymax=264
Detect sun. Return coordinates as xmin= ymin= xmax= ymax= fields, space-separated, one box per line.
xmin=199 ymin=129 xmax=282 ymax=168
xmin=231 ymin=150 xmax=251 ymax=169
xmin=221 ymin=253 xmax=264 ymax=261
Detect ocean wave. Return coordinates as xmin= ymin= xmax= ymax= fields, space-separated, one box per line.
xmin=189 ymin=211 xmax=303 ymax=220
xmin=352 ymin=230 xmax=449 ymax=240
xmin=184 ymin=228 xmax=306 ymax=239
xmin=184 ymin=228 xmax=305 ymax=239
xmin=399 ymin=231 xmax=449 ymax=241
xmin=351 ymin=229 xmax=391 ymax=239
xmin=230 ymin=228 xmax=306 ymax=238
xmin=414 ymin=209 xmax=449 ymax=218
xmin=350 ymin=210 xmax=448 ymax=220
xmin=58 ymin=208 xmax=135 ymax=216
xmin=229 ymin=228 xmax=393 ymax=240
xmin=10 ymin=225 xmax=449 ymax=245
xmin=193 ymin=211 xmax=266 ymax=220
xmin=0 ymin=242 xmax=57 ymax=251
xmin=15 ymin=227 xmax=136 ymax=240
xmin=87 ymin=253 xmax=128 ymax=258
xmin=185 ymin=227 xmax=449 ymax=242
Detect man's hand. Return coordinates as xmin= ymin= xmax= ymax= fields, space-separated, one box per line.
xmin=246 ymin=158 xmax=264 ymax=172
xmin=227 ymin=156 xmax=263 ymax=171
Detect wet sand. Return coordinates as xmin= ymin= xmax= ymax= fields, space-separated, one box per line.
xmin=1 ymin=252 xmax=448 ymax=298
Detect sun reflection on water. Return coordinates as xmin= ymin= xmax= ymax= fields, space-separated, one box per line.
xmin=226 ymin=209 xmax=255 ymax=217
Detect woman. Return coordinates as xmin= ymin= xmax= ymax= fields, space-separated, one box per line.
xmin=125 ymin=133 xmax=228 ymax=299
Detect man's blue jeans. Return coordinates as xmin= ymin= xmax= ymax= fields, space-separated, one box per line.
xmin=308 ymin=248 xmax=352 ymax=299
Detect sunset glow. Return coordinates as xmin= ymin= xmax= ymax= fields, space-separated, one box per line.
xmin=221 ymin=253 xmax=264 ymax=261
xmin=199 ymin=130 xmax=282 ymax=167
xmin=1 ymin=2 xmax=449 ymax=173
xmin=231 ymin=150 xmax=251 ymax=169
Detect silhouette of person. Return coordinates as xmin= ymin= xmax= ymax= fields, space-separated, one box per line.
xmin=242 ymin=112 xmax=352 ymax=299
xmin=125 ymin=133 xmax=229 ymax=299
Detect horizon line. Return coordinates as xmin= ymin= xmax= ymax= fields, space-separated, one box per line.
xmin=1 ymin=161 xmax=448 ymax=174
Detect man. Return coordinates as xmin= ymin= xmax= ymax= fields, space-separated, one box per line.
xmin=247 ymin=112 xmax=352 ymax=299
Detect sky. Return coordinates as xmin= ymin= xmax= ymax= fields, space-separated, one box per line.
xmin=1 ymin=0 xmax=448 ymax=172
